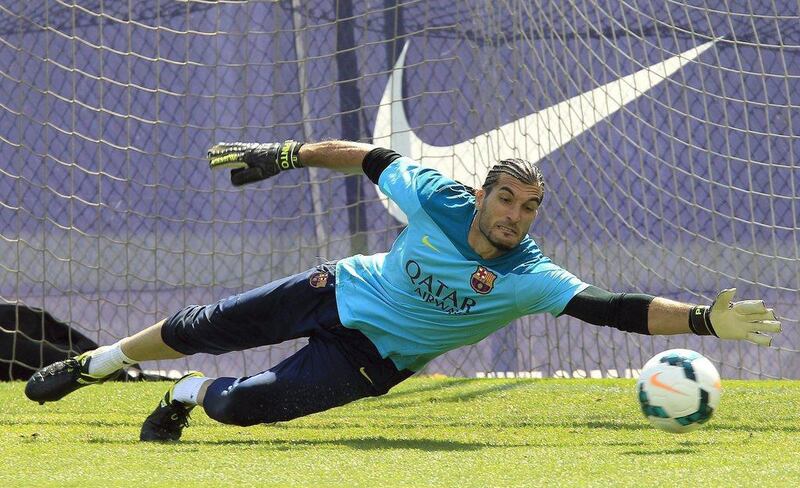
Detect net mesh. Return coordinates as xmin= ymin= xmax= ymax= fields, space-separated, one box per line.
xmin=0 ymin=0 xmax=797 ymax=379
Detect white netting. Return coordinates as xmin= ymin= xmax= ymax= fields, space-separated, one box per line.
xmin=0 ymin=0 xmax=797 ymax=379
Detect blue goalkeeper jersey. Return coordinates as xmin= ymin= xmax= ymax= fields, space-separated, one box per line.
xmin=335 ymin=157 xmax=588 ymax=371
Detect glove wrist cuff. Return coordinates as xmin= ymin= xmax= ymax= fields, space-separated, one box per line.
xmin=278 ymin=140 xmax=304 ymax=170
xmin=689 ymin=305 xmax=716 ymax=336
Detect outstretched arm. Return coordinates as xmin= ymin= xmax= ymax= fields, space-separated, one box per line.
xmin=207 ymin=139 xmax=381 ymax=186
xmin=562 ymin=286 xmax=781 ymax=346
xmin=298 ymin=140 xmax=377 ymax=174
xmin=646 ymin=297 xmax=692 ymax=335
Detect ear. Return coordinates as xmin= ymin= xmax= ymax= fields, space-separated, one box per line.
xmin=475 ymin=188 xmax=485 ymax=209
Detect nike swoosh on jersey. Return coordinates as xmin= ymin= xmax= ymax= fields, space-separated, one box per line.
xmin=373 ymin=40 xmax=717 ymax=222
xmin=422 ymin=235 xmax=440 ymax=253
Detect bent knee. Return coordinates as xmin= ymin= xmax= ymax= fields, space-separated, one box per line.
xmin=205 ymin=399 xmax=262 ymax=427
xmin=203 ymin=391 xmax=270 ymax=426
xmin=202 ymin=375 xmax=284 ymax=427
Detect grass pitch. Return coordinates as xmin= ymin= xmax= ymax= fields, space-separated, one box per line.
xmin=1 ymin=377 xmax=798 ymax=487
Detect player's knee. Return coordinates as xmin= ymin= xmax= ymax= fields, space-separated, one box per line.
xmin=203 ymin=389 xmax=263 ymax=426
xmin=205 ymin=397 xmax=261 ymax=426
xmin=202 ymin=375 xmax=282 ymax=427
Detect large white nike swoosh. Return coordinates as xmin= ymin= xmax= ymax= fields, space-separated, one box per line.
xmin=373 ymin=40 xmax=717 ymax=222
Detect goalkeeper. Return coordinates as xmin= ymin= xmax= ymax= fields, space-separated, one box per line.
xmin=25 ymin=140 xmax=782 ymax=441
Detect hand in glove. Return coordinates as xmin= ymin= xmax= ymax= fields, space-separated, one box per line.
xmin=208 ymin=140 xmax=302 ymax=186
xmin=689 ymin=288 xmax=781 ymax=346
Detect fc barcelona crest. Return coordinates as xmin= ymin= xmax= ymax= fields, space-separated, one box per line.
xmin=470 ymin=266 xmax=497 ymax=295
xmin=309 ymin=270 xmax=329 ymax=288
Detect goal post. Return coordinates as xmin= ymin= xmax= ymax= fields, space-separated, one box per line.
xmin=0 ymin=1 xmax=797 ymax=379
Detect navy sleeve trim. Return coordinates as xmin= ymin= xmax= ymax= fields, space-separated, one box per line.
xmin=560 ymin=285 xmax=654 ymax=335
xmin=363 ymin=148 xmax=402 ymax=184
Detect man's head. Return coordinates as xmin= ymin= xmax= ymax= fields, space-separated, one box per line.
xmin=473 ymin=158 xmax=544 ymax=252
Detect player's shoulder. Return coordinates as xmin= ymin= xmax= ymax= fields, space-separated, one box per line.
xmin=385 ymin=157 xmax=474 ymax=197
xmin=505 ymin=238 xmax=556 ymax=276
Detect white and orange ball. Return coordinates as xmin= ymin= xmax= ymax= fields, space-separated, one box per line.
xmin=636 ymin=349 xmax=722 ymax=433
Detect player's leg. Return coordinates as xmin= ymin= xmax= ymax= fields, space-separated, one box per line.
xmin=140 ymin=324 xmax=414 ymax=441
xmin=23 ymin=318 xmax=185 ymax=405
xmin=138 ymin=370 xmax=209 ymax=441
xmin=25 ymin=263 xmax=338 ymax=404
xmin=119 ymin=319 xmax=186 ymax=361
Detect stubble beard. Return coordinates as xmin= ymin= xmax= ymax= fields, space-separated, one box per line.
xmin=477 ymin=214 xmax=517 ymax=253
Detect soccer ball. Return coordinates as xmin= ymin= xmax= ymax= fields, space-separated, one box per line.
xmin=636 ymin=349 xmax=722 ymax=433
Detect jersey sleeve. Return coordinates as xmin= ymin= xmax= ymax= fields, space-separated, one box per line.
xmin=377 ymin=157 xmax=456 ymax=217
xmin=515 ymin=262 xmax=589 ymax=317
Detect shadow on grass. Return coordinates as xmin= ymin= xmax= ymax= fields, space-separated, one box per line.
xmin=550 ymin=420 xmax=800 ymax=434
xmin=621 ymin=448 xmax=695 ymax=456
xmin=88 ymin=435 xmax=514 ymax=451
xmin=620 ymin=438 xmax=713 ymax=455
xmin=271 ymin=417 xmax=800 ymax=434
xmin=374 ymin=380 xmax=531 ymax=409
xmin=85 ymin=435 xmax=675 ymax=451
xmin=580 ymin=420 xmax=652 ymax=431
xmin=280 ymin=418 xmax=651 ymax=432
xmin=361 ymin=378 xmax=472 ymax=404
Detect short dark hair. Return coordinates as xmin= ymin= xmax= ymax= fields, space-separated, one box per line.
xmin=482 ymin=158 xmax=545 ymax=202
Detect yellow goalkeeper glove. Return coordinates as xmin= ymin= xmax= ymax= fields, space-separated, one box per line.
xmin=689 ymin=288 xmax=781 ymax=346
xmin=208 ymin=140 xmax=303 ymax=186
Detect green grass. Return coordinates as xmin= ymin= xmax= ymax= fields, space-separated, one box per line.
xmin=1 ymin=378 xmax=799 ymax=487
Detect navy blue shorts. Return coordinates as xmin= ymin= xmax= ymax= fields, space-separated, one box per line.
xmin=160 ymin=263 xmax=414 ymax=426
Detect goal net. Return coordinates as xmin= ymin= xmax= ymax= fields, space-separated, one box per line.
xmin=1 ymin=0 xmax=797 ymax=379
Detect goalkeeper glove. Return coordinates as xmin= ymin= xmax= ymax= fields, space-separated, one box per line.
xmin=689 ymin=288 xmax=781 ymax=346
xmin=207 ymin=140 xmax=303 ymax=186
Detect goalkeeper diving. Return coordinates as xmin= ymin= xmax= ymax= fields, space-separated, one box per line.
xmin=25 ymin=140 xmax=782 ymax=441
